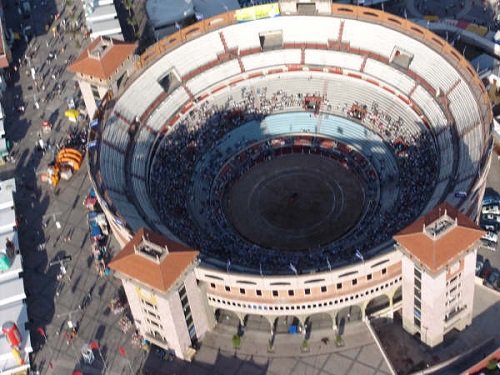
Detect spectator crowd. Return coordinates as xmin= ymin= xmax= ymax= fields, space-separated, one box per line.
xmin=148 ymin=87 xmax=438 ymax=275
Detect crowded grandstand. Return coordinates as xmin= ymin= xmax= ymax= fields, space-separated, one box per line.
xmin=88 ymin=4 xmax=492 ymax=275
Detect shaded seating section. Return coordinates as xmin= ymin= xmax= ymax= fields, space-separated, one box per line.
xmin=94 ymin=13 xmax=487 ymax=256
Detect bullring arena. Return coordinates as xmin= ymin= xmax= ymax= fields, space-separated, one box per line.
xmin=88 ymin=3 xmax=492 ymax=328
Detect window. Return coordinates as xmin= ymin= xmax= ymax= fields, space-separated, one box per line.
xmin=336 ymin=283 xmax=342 ymax=290
xmin=272 ymin=290 xmax=278 ymax=297
xmin=414 ymin=268 xmax=422 ymax=279
xmin=239 ymin=288 xmax=246 ymax=295
xmin=414 ymin=298 xmax=421 ymax=309
xmin=225 ymin=286 xmax=231 ymax=292
xmin=321 ymin=286 xmax=327 ymax=293
xmin=210 ymin=283 xmax=215 ymax=289
xmin=382 ymin=268 xmax=387 ymax=275
xmin=414 ymin=317 xmax=421 ymax=328
xmin=288 ymin=290 xmax=294 ymax=296
xmin=304 ymin=288 xmax=311 ymax=295
xmin=367 ymin=274 xmax=372 ymax=281
xmin=91 ymin=84 xmax=100 ymax=100
xmin=256 ymin=289 xmax=262 ymax=296
xmin=352 ymin=279 xmax=358 ymax=286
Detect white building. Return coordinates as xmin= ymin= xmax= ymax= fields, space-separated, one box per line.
xmin=109 ymin=228 xmax=213 ymax=360
xmin=395 ymin=202 xmax=483 ymax=347
xmin=67 ymin=36 xmax=137 ymax=118
xmin=0 ymin=179 xmax=32 ymax=374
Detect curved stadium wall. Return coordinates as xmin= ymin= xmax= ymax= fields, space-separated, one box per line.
xmin=87 ymin=4 xmax=492 ymax=318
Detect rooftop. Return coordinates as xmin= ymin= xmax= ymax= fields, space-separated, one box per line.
xmin=67 ymin=36 xmax=136 ymax=80
xmin=108 ymin=228 xmax=199 ymax=293
xmin=393 ymin=202 xmax=484 ymax=273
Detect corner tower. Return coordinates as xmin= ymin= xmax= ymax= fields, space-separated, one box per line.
xmin=67 ymin=36 xmax=136 ymax=117
xmin=109 ymin=228 xmax=213 ymax=360
xmin=394 ymin=203 xmax=483 ymax=347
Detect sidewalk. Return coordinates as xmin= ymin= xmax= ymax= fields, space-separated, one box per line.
xmin=142 ymin=321 xmax=393 ymax=375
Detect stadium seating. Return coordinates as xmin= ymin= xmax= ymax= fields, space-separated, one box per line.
xmin=305 ymin=50 xmax=364 ymax=71
xmin=93 ymin=12 xmax=489 ymax=272
xmin=242 ymin=49 xmax=302 ymax=71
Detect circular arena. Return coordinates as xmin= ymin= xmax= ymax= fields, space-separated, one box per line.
xmin=88 ymin=4 xmax=492 ymax=278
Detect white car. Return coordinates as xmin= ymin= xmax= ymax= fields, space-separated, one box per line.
xmin=482 ymin=231 xmax=498 ymax=244
xmin=482 ymin=205 xmax=500 ymax=215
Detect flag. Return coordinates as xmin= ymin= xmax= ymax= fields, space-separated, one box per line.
xmin=36 ymin=327 xmax=46 ymax=337
xmin=226 ymin=259 xmax=231 ymax=273
xmin=118 ymin=346 xmax=127 ymax=357
xmin=259 ymin=263 xmax=263 ymax=277
xmin=89 ymin=341 xmax=100 ymax=350
xmin=355 ymin=249 xmax=364 ymax=262
xmin=289 ymin=262 xmax=298 ymax=275
xmin=326 ymin=257 xmax=332 ymax=271
xmin=175 ymin=22 xmax=181 ymax=30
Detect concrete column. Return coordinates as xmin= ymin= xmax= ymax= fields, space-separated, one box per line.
xmin=329 ymin=311 xmax=337 ymax=330
xmin=264 ymin=316 xmax=274 ymax=335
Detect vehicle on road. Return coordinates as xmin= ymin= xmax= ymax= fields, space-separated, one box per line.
xmin=476 ymin=260 xmax=484 ymax=276
xmin=482 ymin=231 xmax=498 ymax=244
xmin=19 ymin=0 xmax=31 ymax=18
xmin=482 ymin=195 xmax=500 ymax=206
xmin=483 ymin=224 xmax=497 ymax=232
xmin=480 ymin=259 xmax=492 ymax=279
xmin=482 ymin=205 xmax=500 ymax=215
xmin=484 ymin=270 xmax=500 ymax=290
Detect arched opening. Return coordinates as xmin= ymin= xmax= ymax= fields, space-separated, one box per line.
xmin=393 ymin=286 xmax=402 ymax=304
xmin=214 ymin=308 xmax=240 ymax=330
xmin=273 ymin=316 xmax=302 ymax=335
xmin=366 ymin=294 xmax=391 ymax=317
xmin=305 ymin=313 xmax=334 ymax=339
xmin=243 ymin=314 xmax=272 ymax=333
xmin=336 ymin=305 xmax=362 ymax=335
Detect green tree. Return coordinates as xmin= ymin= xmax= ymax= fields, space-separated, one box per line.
xmin=123 ymin=0 xmax=133 ymax=17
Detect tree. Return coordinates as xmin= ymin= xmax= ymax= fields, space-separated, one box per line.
xmin=123 ymin=0 xmax=133 ymax=17
xmin=127 ymin=17 xmax=138 ymax=35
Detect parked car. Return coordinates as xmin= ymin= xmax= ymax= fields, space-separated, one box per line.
xmin=480 ymin=259 xmax=492 ymax=279
xmin=482 ymin=195 xmax=500 ymax=206
xmin=482 ymin=231 xmax=498 ymax=244
xmin=476 ymin=260 xmax=484 ymax=276
xmin=19 ymin=0 xmax=31 ymax=18
xmin=482 ymin=205 xmax=500 ymax=215
xmin=482 ymin=224 xmax=498 ymax=232
xmin=22 ymin=25 xmax=32 ymax=42
xmin=484 ymin=270 xmax=500 ymax=290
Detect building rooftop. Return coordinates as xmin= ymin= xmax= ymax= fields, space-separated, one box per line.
xmin=394 ymin=202 xmax=484 ymax=273
xmin=108 ymin=228 xmax=199 ymax=293
xmin=67 ymin=36 xmax=136 ymax=80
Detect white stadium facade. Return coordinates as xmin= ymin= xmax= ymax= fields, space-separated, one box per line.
xmin=87 ymin=1 xmax=493 ymax=359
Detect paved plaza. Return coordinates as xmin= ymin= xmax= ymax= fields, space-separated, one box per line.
xmin=142 ymin=322 xmax=392 ymax=375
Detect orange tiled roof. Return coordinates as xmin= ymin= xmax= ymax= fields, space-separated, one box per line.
xmin=67 ymin=36 xmax=136 ymax=80
xmin=394 ymin=202 xmax=484 ymax=273
xmin=109 ymin=228 xmax=199 ymax=293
